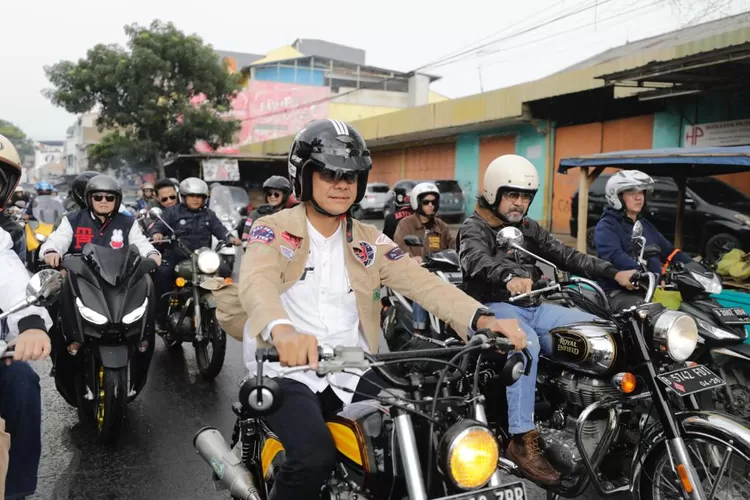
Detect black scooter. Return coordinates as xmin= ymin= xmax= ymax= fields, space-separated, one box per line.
xmin=53 ymin=243 xmax=157 ymax=443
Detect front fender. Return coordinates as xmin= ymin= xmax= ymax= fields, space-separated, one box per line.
xmin=95 ymin=344 xmax=131 ymax=369
xmin=632 ymin=411 xmax=750 ymax=496
xmin=200 ymin=292 xmax=216 ymax=310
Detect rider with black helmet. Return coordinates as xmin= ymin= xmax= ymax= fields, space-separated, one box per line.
xmin=227 ymin=119 xmax=524 ymax=500
xmin=239 ymin=176 xmax=292 ymax=240
xmin=40 ymin=175 xmax=161 ymax=268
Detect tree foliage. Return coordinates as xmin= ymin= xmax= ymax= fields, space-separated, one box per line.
xmin=44 ymin=20 xmax=241 ymax=177
xmin=0 ymin=120 xmax=35 ymax=160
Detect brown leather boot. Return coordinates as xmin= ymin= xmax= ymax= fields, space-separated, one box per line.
xmin=506 ymin=430 xmax=561 ymax=486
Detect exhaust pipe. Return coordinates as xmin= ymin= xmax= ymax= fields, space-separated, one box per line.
xmin=193 ymin=426 xmax=262 ymax=500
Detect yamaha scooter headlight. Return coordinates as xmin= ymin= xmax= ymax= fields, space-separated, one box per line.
xmin=123 ymin=298 xmax=149 ymax=325
xmin=689 ymin=271 xmax=723 ymax=294
xmin=75 ymin=298 xmax=108 ymax=325
xmin=652 ymin=310 xmax=699 ymax=362
xmin=197 ymin=249 xmax=221 ymax=274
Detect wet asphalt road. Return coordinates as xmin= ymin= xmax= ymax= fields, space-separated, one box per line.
xmin=30 ymin=218 xmax=619 ymax=500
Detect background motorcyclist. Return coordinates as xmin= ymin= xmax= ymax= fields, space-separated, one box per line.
xmin=150 ymin=177 xmax=240 ymax=330
xmin=137 ymin=182 xmax=158 ymax=210
xmin=232 ymin=118 xmax=523 ymax=500
xmin=0 ymin=133 xmax=54 ymax=499
xmin=595 ymin=169 xmax=692 ymax=310
xmin=21 ymin=181 xmax=54 ymax=220
xmin=394 ymin=181 xmax=456 ymax=333
xmin=154 ymin=178 xmax=178 ymax=209
xmin=40 ymin=174 xmax=161 ymax=268
xmin=382 ymin=186 xmax=413 ymax=240
xmin=8 ymin=185 xmax=27 ymax=208
xmin=239 ymin=176 xmax=292 ymax=240
xmin=457 ymin=154 xmax=636 ymax=486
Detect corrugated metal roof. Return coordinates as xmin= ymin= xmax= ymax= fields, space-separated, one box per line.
xmin=559 ymin=11 xmax=750 ymax=73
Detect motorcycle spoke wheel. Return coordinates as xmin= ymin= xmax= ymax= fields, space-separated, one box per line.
xmin=646 ymin=436 xmax=750 ymax=500
xmin=195 ymin=311 xmax=226 ymax=379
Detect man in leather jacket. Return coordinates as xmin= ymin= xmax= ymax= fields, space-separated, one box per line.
xmin=457 ymin=154 xmax=636 ymax=487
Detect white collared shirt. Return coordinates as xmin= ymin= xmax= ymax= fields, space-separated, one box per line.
xmin=243 ymin=221 xmax=369 ymax=404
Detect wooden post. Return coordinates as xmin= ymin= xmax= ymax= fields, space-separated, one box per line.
xmin=575 ymin=166 xmax=605 ymax=253
xmin=674 ymin=175 xmax=687 ymax=250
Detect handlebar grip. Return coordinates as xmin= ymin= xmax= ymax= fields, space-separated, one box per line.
xmin=256 ymin=347 xmax=280 ymax=362
xmin=532 ymin=279 xmax=550 ymax=291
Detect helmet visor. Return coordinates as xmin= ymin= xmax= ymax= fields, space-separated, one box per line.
xmin=310 ymin=147 xmax=372 ymax=171
xmin=0 ymin=162 xmax=20 ymax=208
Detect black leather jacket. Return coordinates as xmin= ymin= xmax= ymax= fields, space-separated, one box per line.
xmin=456 ymin=211 xmax=619 ymax=305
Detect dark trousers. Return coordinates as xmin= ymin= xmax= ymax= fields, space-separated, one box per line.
xmin=264 ymin=372 xmax=387 ymax=500
xmin=0 ymin=362 xmax=42 ymax=499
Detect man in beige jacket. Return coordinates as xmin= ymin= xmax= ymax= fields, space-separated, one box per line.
xmin=213 ymin=119 xmax=525 ymax=500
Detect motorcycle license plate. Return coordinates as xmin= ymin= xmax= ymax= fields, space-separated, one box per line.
xmin=435 ymin=481 xmax=527 ymax=500
xmin=712 ymin=307 xmax=750 ymax=326
xmin=657 ymin=365 xmax=725 ymax=397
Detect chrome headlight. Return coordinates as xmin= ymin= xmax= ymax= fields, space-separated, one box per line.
xmin=197 ymin=249 xmax=221 ymax=274
xmin=122 ymin=298 xmax=148 ymax=325
xmin=652 ymin=310 xmax=699 ymax=362
xmin=35 ymin=232 xmax=47 ymax=242
xmin=439 ymin=420 xmax=499 ymax=490
xmin=689 ymin=271 xmax=722 ymax=294
xmin=76 ymin=297 xmax=108 ymax=325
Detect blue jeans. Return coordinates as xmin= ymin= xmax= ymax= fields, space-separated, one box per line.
xmin=0 ymin=362 xmax=42 ymax=499
xmin=487 ymin=302 xmax=598 ymax=435
xmin=412 ymin=302 xmax=428 ymax=330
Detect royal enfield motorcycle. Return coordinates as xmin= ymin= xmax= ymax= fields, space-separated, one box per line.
xmin=149 ymin=207 xmax=229 ymax=379
xmin=53 ymin=243 xmax=157 ymax=442
xmin=193 ymin=332 xmax=533 ymax=500
xmin=479 ymin=225 xmax=750 ymax=500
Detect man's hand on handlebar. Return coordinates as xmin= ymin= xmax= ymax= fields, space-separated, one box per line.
xmin=270 ymin=324 xmax=320 ymax=369
xmin=44 ymin=252 xmax=61 ymax=268
xmin=476 ymin=316 xmax=527 ymax=351
xmin=7 ymin=329 xmax=51 ymax=365
xmin=229 ymin=237 xmax=241 ymax=246
xmin=615 ymin=270 xmax=638 ymax=290
xmin=507 ymin=277 xmax=533 ymax=296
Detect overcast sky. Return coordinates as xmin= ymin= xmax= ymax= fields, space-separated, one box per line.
xmin=2 ymin=0 xmax=747 ymax=140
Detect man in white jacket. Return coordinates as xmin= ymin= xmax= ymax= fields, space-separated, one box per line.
xmin=0 ymin=133 xmax=53 ymax=500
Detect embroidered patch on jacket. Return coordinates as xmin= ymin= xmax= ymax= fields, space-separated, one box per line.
xmin=375 ymin=233 xmax=397 ymax=248
xmin=353 ymin=241 xmax=376 ymax=267
xmin=249 ymin=225 xmax=275 ymax=244
xmin=280 ymin=246 xmax=294 ymax=259
xmin=372 ymin=288 xmax=381 ymax=301
xmin=109 ymin=229 xmax=125 ymax=249
xmin=385 ymin=247 xmax=405 ymax=261
xmin=281 ymin=231 xmax=302 ymax=250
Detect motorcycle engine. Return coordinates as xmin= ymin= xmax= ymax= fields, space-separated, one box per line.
xmin=168 ymin=312 xmax=194 ymax=336
xmin=551 ymin=370 xmax=620 ymax=408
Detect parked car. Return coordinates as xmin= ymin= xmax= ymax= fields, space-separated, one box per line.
xmin=383 ymin=179 xmax=466 ymax=223
xmin=352 ymin=182 xmax=389 ymax=219
xmin=570 ymin=174 xmax=750 ymax=262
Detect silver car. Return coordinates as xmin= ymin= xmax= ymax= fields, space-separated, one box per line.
xmin=354 ymin=182 xmax=390 ymax=219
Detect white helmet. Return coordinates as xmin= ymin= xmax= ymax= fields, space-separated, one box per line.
xmin=605 ymin=170 xmax=654 ymax=210
xmin=410 ymin=182 xmax=440 ymax=211
xmin=482 ymin=154 xmax=539 ymax=205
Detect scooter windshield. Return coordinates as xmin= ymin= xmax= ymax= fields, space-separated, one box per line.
xmin=81 ymin=244 xmax=141 ymax=287
xmin=209 ymin=185 xmax=248 ymax=229
xmin=31 ymin=195 xmax=65 ymax=224
xmin=427 ymin=249 xmax=460 ymax=267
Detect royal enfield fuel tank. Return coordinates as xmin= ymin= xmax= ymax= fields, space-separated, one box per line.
xmin=547 ymin=322 xmax=618 ymax=376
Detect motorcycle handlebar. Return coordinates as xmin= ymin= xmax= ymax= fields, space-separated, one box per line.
xmin=508 ymin=280 xmax=561 ymax=303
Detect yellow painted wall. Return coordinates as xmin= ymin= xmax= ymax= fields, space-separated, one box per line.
xmin=329 ymin=103 xmax=402 ymax=122
xmin=428 ymin=91 xmax=449 ymax=103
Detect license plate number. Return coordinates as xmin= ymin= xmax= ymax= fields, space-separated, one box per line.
xmin=712 ymin=307 xmax=750 ymax=326
xmin=657 ymin=365 xmax=725 ymax=396
xmin=435 ymin=481 xmax=527 ymax=500
xmin=445 ymin=271 xmax=463 ymax=280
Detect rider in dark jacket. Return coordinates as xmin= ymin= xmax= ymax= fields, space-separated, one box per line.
xmin=595 ymin=170 xmax=692 ymax=310
xmin=239 ymin=176 xmax=292 ymax=241
xmin=382 ymin=186 xmax=413 ymax=240
xmin=457 ymin=154 xmax=636 ymax=486
xmin=150 ymin=177 xmax=240 ymax=329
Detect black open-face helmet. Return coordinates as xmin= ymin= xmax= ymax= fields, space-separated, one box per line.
xmin=71 ymin=171 xmax=99 ymax=209
xmin=85 ymin=175 xmax=122 ymax=215
xmin=287 ymin=119 xmax=372 ymax=216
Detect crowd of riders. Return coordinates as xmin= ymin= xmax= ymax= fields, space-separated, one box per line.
xmin=0 ymin=115 xmax=717 ymax=497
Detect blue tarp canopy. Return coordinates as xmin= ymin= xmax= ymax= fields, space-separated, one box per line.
xmin=558 ymin=146 xmax=750 ymax=176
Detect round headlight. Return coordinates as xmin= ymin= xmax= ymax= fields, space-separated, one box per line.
xmin=652 ymin=310 xmax=698 ymax=362
xmin=439 ymin=420 xmax=499 ymax=490
xmin=197 ymin=250 xmax=221 ymax=274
